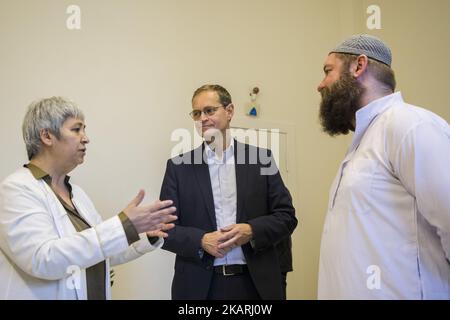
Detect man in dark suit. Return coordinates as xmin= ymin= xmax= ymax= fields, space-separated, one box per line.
xmin=160 ymin=84 xmax=297 ymax=300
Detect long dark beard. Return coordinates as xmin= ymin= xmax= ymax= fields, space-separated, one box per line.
xmin=319 ymin=72 xmax=364 ymax=136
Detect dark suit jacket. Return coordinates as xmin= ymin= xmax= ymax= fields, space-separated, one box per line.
xmin=160 ymin=140 xmax=297 ymax=300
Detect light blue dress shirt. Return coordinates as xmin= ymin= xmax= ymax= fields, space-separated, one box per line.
xmin=205 ymin=142 xmax=246 ymax=266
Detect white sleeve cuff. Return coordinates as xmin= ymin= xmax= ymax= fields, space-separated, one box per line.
xmin=94 ymin=215 xmax=129 ymax=257
xmin=131 ymin=233 xmax=164 ymax=254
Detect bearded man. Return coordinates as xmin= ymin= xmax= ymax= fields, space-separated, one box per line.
xmin=317 ymin=34 xmax=450 ymax=299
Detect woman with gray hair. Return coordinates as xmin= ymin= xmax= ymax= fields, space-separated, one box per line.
xmin=0 ymin=97 xmax=177 ymax=300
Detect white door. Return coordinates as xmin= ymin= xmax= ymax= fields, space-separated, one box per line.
xmin=230 ymin=126 xmax=291 ymax=190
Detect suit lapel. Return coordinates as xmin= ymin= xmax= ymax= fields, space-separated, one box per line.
xmin=193 ymin=145 xmax=217 ymax=229
xmin=234 ymin=140 xmax=248 ymax=223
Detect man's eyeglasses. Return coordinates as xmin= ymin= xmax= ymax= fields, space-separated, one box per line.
xmin=189 ymin=106 xmax=222 ymax=120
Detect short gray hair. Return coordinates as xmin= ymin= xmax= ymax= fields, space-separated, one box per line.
xmin=22 ymin=97 xmax=84 ymax=160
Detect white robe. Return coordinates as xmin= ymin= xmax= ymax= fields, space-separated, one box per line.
xmin=318 ymin=92 xmax=450 ymax=299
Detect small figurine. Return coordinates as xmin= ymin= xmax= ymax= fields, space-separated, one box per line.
xmin=247 ymin=86 xmax=260 ymax=117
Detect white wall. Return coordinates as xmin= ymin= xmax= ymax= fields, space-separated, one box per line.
xmin=0 ymin=0 xmax=448 ymax=299
xmin=353 ymin=0 xmax=450 ymax=121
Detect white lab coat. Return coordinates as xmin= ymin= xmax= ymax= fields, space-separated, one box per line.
xmin=0 ymin=167 xmax=162 ymax=299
